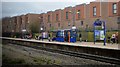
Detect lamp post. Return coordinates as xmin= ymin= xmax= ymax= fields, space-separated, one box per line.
xmin=69 ymin=10 xmax=75 ymax=26
xmin=22 ymin=29 xmax=26 ymax=38
xmin=38 ymin=17 xmax=41 ymax=33
xmin=85 ymin=25 xmax=89 ymax=42
xmin=27 ymin=21 xmax=30 ymax=32
xmin=9 ymin=20 xmax=11 ymax=32
xmin=72 ymin=25 xmax=76 ymax=30
xmin=40 ymin=27 xmax=43 ymax=32
xmin=69 ymin=10 xmax=80 ymax=28
xmin=22 ymin=29 xmax=26 ymax=32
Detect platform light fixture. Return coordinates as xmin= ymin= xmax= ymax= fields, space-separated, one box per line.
xmin=22 ymin=29 xmax=26 ymax=32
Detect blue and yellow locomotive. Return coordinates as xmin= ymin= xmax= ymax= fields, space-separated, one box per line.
xmin=52 ymin=29 xmax=77 ymax=42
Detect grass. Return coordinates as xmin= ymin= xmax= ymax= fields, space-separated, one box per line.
xmin=2 ymin=54 xmax=26 ymax=65
xmin=77 ymin=31 xmax=119 ymax=42
xmin=2 ymin=53 xmax=61 ymax=65
xmin=33 ymin=57 xmax=61 ymax=65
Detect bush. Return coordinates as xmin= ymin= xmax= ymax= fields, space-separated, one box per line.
xmin=77 ymin=31 xmax=118 ymax=42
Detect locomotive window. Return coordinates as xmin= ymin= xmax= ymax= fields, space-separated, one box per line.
xmin=72 ymin=30 xmax=77 ymax=37
xmin=57 ymin=31 xmax=64 ymax=37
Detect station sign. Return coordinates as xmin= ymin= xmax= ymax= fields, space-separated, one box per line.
xmin=94 ymin=19 xmax=106 ymax=45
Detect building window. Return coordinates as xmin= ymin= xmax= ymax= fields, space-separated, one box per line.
xmin=56 ymin=14 xmax=59 ymax=21
xmin=41 ymin=17 xmax=43 ymax=22
xmin=50 ymin=24 xmax=51 ymax=27
xmin=42 ymin=26 xmax=44 ymax=28
xmin=26 ymin=16 xmax=28 ymax=23
xmin=20 ymin=17 xmax=22 ymax=25
xmin=45 ymin=27 xmax=46 ymax=30
xmin=68 ymin=22 xmax=70 ymax=26
xmin=93 ymin=7 xmax=96 ymax=16
xmin=81 ymin=21 xmax=83 ymax=26
xmin=58 ymin=23 xmax=60 ymax=27
xmin=48 ymin=15 xmax=50 ymax=22
xmin=66 ymin=12 xmax=68 ymax=19
xmin=113 ymin=3 xmax=117 ymax=14
xmin=78 ymin=10 xmax=80 ymax=19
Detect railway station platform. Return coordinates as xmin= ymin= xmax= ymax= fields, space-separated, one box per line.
xmin=34 ymin=40 xmax=120 ymax=50
xmin=1 ymin=37 xmax=120 ymax=62
xmin=1 ymin=37 xmax=120 ymax=50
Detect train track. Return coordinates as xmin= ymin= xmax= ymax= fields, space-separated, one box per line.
xmin=10 ymin=42 xmax=120 ymax=65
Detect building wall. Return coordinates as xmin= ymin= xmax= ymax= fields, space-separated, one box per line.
xmin=42 ymin=13 xmax=47 ymax=31
xmin=39 ymin=13 xmax=48 ymax=31
xmin=16 ymin=16 xmax=22 ymax=32
xmin=75 ymin=4 xmax=85 ymax=20
xmin=75 ymin=4 xmax=86 ymax=30
xmin=62 ymin=7 xmax=74 ymax=29
xmin=39 ymin=13 xmax=44 ymax=31
xmin=27 ymin=14 xmax=41 ymax=32
xmin=101 ymin=2 xmax=119 ymax=30
xmin=52 ymin=9 xmax=62 ymax=30
xmin=2 ymin=17 xmax=17 ymax=33
xmin=21 ymin=15 xmax=27 ymax=31
xmin=45 ymin=11 xmax=53 ymax=31
xmin=2 ymin=17 xmax=10 ymax=32
xmin=89 ymin=2 xmax=100 ymax=18
xmin=108 ymin=2 xmax=119 ymax=17
xmin=11 ymin=17 xmax=17 ymax=33
xmin=2 ymin=1 xmax=120 ymax=34
xmin=118 ymin=1 xmax=120 ymax=16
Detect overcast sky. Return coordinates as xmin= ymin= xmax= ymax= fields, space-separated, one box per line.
xmin=1 ymin=0 xmax=97 ymax=18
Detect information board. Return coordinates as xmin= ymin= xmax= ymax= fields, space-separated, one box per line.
xmin=94 ymin=19 xmax=106 ymax=45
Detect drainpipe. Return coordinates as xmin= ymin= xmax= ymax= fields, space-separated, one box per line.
xmin=100 ymin=0 xmax=102 ymax=17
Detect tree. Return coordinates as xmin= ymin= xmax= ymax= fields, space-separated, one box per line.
xmin=78 ymin=27 xmax=83 ymax=32
xmin=50 ymin=27 xmax=55 ymax=31
xmin=29 ymin=22 xmax=40 ymax=33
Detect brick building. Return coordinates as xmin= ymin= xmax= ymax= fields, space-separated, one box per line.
xmin=62 ymin=7 xmax=74 ymax=29
xmin=2 ymin=13 xmax=41 ymax=33
xmin=2 ymin=17 xmax=17 ymax=33
xmin=39 ymin=13 xmax=47 ymax=31
xmin=26 ymin=13 xmax=40 ymax=33
xmin=2 ymin=1 xmax=120 ymax=34
xmin=73 ymin=1 xmax=120 ymax=31
xmin=53 ymin=9 xmax=63 ymax=30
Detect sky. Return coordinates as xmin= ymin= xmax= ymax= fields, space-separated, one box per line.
xmin=1 ymin=0 xmax=97 ymax=18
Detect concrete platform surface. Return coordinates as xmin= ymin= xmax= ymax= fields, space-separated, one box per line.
xmin=1 ymin=37 xmax=120 ymax=50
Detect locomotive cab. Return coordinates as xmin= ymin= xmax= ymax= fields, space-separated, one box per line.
xmin=54 ymin=29 xmax=77 ymax=42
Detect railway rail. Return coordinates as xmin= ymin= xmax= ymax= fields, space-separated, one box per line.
xmin=1 ymin=37 xmax=120 ymax=65
xmin=9 ymin=42 xmax=120 ymax=65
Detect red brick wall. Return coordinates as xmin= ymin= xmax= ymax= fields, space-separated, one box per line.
xmin=17 ymin=16 xmax=22 ymax=32
xmin=43 ymin=13 xmax=47 ymax=31
xmin=63 ymin=7 xmax=73 ymax=21
xmin=108 ymin=2 xmax=119 ymax=17
xmin=53 ymin=9 xmax=61 ymax=22
xmin=75 ymin=4 xmax=85 ymax=20
xmin=118 ymin=1 xmax=120 ymax=16
xmin=27 ymin=14 xmax=41 ymax=32
xmin=21 ymin=15 xmax=26 ymax=30
xmin=2 ymin=1 xmax=120 ymax=32
xmin=2 ymin=17 xmax=11 ymax=32
xmin=52 ymin=9 xmax=62 ymax=29
xmin=90 ymin=2 xmax=100 ymax=18
xmin=46 ymin=11 xmax=53 ymax=23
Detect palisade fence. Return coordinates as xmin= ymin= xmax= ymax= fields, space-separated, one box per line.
xmin=78 ymin=30 xmax=120 ymax=43
xmin=2 ymin=30 xmax=120 ymax=43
